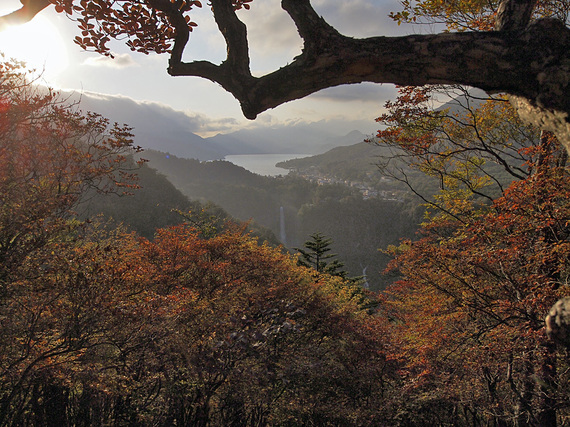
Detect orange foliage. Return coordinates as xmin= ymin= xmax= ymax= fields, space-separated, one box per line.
xmin=383 ymin=135 xmax=570 ymax=424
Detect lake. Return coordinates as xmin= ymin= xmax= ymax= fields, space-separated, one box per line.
xmin=224 ymin=153 xmax=312 ymax=176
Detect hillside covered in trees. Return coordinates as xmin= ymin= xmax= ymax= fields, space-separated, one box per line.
xmin=0 ymin=60 xmax=395 ymax=425
xmin=2 ymin=20 xmax=570 ymax=423
xmin=136 ymin=149 xmax=420 ymax=291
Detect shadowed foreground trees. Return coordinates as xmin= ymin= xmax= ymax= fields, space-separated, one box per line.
xmin=0 ymin=58 xmax=141 ymax=283
xmin=2 ymin=218 xmax=396 ymax=425
xmin=383 ymin=165 xmax=570 ymax=424
xmin=3 ymin=55 xmax=570 ymax=424
xmin=0 ymin=58 xmax=141 ymax=424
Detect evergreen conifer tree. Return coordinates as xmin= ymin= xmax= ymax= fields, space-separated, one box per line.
xmin=296 ymin=232 xmax=364 ymax=284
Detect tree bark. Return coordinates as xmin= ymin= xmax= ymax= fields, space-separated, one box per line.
xmin=545 ymin=297 xmax=570 ymax=347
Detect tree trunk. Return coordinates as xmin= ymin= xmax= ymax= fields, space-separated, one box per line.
xmin=535 ymin=342 xmax=557 ymax=427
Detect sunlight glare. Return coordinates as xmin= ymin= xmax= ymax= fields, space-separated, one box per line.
xmin=0 ymin=14 xmax=69 ymax=81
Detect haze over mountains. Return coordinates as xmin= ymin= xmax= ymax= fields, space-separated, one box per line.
xmin=74 ymin=91 xmax=369 ymax=160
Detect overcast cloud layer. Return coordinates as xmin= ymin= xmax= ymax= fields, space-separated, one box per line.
xmin=82 ymin=53 xmax=139 ymax=69
xmin=65 ymin=90 xmax=376 ymax=159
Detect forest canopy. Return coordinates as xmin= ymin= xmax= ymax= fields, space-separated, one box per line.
xmin=0 ymin=17 xmax=568 ymax=420
xmin=0 ymin=59 xmax=393 ymax=425
xmin=1 ymin=0 xmax=570 ymax=423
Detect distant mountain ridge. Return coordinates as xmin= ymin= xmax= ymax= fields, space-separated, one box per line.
xmin=206 ymin=128 xmax=368 ymax=156
xmin=73 ymin=91 xmax=368 ymax=160
xmin=74 ymin=92 xmax=228 ymax=160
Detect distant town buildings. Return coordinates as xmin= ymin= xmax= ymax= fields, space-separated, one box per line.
xmin=286 ymin=166 xmax=405 ymax=201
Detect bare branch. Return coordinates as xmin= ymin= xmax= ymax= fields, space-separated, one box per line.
xmin=211 ymin=0 xmax=251 ymax=76
xmin=282 ymin=0 xmax=343 ymax=52
xmin=161 ymin=0 xmax=569 ymax=150
xmin=168 ymin=0 xmax=256 ymax=110
xmin=147 ymin=0 xmax=190 ymax=67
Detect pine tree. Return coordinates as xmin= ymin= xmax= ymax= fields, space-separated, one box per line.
xmin=296 ymin=233 xmax=341 ymax=275
xmin=296 ymin=232 xmax=366 ymax=285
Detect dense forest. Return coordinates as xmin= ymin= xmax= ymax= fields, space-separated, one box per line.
xmin=136 ymin=150 xmax=420 ymax=291
xmin=79 ymin=160 xmax=279 ymax=244
xmin=2 ymin=57 xmax=570 ymax=426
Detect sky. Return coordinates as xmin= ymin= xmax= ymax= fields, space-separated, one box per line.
xmin=0 ymin=0 xmax=416 ymax=139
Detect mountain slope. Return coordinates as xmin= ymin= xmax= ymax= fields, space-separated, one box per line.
xmin=205 ymin=128 xmax=368 ymax=156
xmin=277 ymin=141 xmax=389 ymax=180
xmin=72 ymin=91 xmax=371 ymax=159
xmin=74 ymin=92 xmax=228 ymax=160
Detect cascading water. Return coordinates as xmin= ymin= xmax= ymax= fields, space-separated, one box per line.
xmin=280 ymin=206 xmax=286 ymax=246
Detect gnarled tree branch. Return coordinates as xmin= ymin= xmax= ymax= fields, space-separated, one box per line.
xmin=1 ymin=0 xmax=569 ymax=152
xmin=147 ymin=0 xmax=190 ymax=67
xmin=167 ymin=0 xmax=570 ymax=151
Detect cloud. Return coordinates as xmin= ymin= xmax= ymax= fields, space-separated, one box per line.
xmin=64 ymin=90 xmax=247 ymax=136
xmin=55 ymin=89 xmax=385 ymax=158
xmin=238 ymin=0 xmax=301 ymax=56
xmin=308 ymin=83 xmax=398 ymax=103
xmin=230 ymin=0 xmax=409 ymax=75
xmin=238 ymin=0 xmax=409 ymax=59
xmin=59 ymin=91 xmax=247 ymax=158
xmin=193 ymin=117 xmax=243 ymax=135
xmin=74 ymin=92 xmax=205 ymax=130
xmin=312 ymin=0 xmax=410 ymax=37
xmin=82 ymin=53 xmax=138 ymax=69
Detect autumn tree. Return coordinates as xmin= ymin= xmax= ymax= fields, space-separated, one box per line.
xmin=1 ymin=0 xmax=569 ymax=149
xmin=0 ymin=224 xmax=154 ymax=426
xmin=0 ymin=58 xmax=142 ymax=281
xmin=373 ymin=85 xmax=541 ymax=217
xmin=2 ymin=220 xmax=395 ymax=425
xmin=0 ymin=59 xmax=394 ymax=422
xmin=378 ymin=89 xmax=570 ymax=424
xmin=0 ymin=58 xmax=147 ymax=424
xmin=134 ymin=223 xmax=393 ymax=425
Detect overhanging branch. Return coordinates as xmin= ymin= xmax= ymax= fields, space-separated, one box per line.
xmin=164 ymin=0 xmax=570 ymax=149
xmin=169 ymin=0 xmax=256 ymax=108
xmin=281 ymin=0 xmax=342 ymax=51
xmin=211 ymin=0 xmax=251 ymax=76
xmin=148 ymin=0 xmax=190 ymax=67
xmin=1 ymin=0 xmax=569 ymax=149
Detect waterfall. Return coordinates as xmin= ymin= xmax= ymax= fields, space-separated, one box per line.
xmin=280 ymin=206 xmax=287 ymax=246
xmin=362 ymin=266 xmax=370 ymax=289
